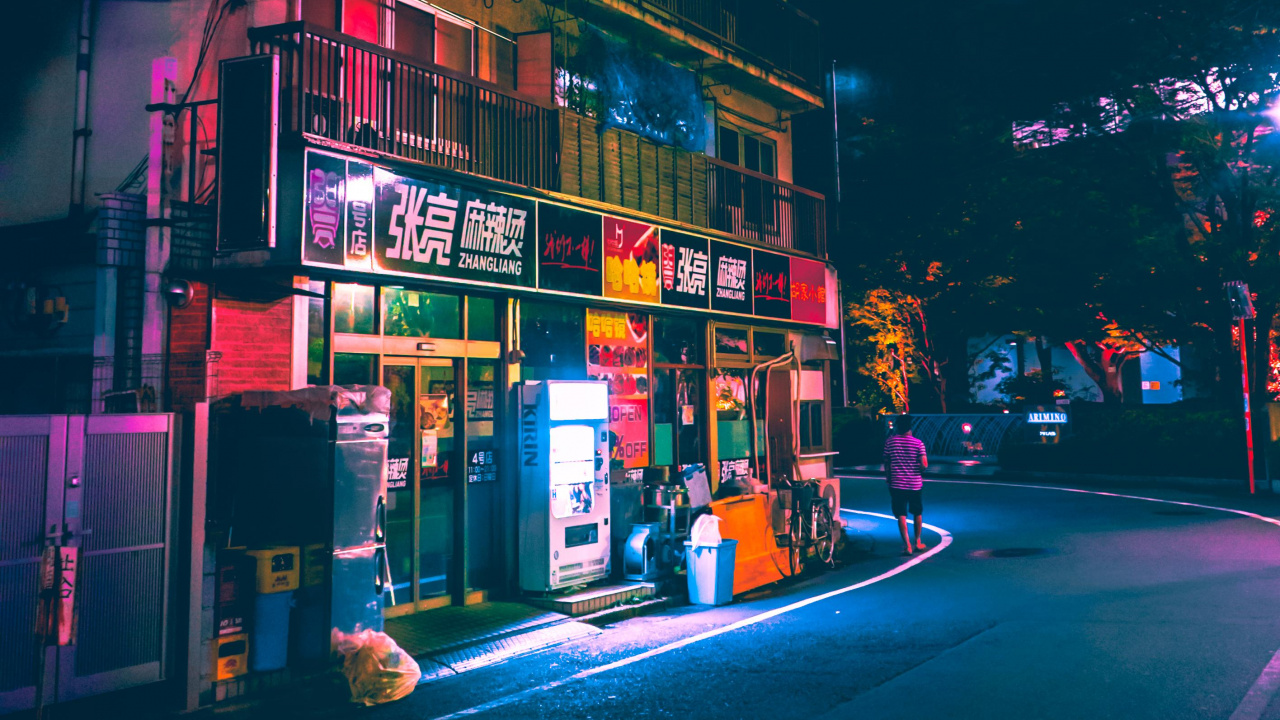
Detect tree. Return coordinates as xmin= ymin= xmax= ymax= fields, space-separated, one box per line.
xmin=847 ymin=287 xmax=951 ymax=412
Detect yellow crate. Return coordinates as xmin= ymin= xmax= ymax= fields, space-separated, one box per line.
xmin=213 ymin=633 xmax=249 ymax=681
xmin=300 ymin=544 xmax=327 ymax=588
xmin=245 ymin=546 xmax=300 ymax=594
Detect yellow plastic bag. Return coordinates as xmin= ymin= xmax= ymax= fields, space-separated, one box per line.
xmin=336 ymin=629 xmax=421 ymax=705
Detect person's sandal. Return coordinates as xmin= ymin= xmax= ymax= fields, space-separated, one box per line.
xmin=916 ymin=541 xmax=927 ymax=551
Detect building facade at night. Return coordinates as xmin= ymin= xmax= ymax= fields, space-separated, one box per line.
xmin=1 ymin=0 xmax=836 ymax=710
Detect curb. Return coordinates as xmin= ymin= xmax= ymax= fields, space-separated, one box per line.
xmin=578 ymin=595 xmax=683 ymax=627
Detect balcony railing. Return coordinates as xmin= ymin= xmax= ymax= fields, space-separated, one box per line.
xmin=635 ymin=0 xmax=821 ymax=88
xmin=706 ymin=157 xmax=825 ymax=256
xmin=249 ymin=22 xmax=559 ymax=189
xmin=562 ymin=110 xmax=825 ymax=257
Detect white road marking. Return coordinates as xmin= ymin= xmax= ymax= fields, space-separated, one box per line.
xmin=915 ymin=477 xmax=1280 ymax=720
xmin=1232 ymin=649 xmax=1280 ymax=720
xmin=428 ymin=509 xmax=952 ymax=720
xmin=924 ymin=478 xmax=1280 ymax=528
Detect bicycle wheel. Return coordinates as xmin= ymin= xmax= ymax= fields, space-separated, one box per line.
xmin=788 ymin=506 xmax=804 ymax=576
xmin=812 ymin=501 xmax=836 ymax=569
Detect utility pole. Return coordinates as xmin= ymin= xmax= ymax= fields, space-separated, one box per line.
xmin=1226 ymin=281 xmax=1257 ymax=494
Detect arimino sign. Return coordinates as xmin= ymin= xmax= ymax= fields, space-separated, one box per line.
xmin=298 ymin=149 xmax=837 ymax=328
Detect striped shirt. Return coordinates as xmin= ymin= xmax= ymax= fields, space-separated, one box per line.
xmin=884 ymin=434 xmax=927 ymax=490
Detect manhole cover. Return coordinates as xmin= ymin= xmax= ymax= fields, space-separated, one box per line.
xmin=988 ymin=547 xmax=1047 ymax=558
xmin=1153 ymin=509 xmax=1205 ymax=516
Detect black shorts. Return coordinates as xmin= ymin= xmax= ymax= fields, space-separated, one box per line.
xmin=889 ymin=487 xmax=923 ymax=517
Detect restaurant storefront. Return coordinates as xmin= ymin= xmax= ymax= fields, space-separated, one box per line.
xmin=222 ymin=147 xmax=839 ymax=615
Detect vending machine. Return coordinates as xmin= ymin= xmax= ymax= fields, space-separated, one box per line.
xmin=518 ymin=380 xmax=612 ymax=592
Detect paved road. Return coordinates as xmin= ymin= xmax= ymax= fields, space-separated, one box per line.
xmin=265 ymin=477 xmax=1280 ymax=720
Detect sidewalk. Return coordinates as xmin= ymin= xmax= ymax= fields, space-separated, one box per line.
xmin=384 ymin=601 xmax=601 ymax=683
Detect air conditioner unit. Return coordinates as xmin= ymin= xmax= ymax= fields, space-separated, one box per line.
xmin=303 ymin=93 xmax=339 ymax=138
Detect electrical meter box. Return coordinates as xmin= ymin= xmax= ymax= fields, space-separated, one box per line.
xmin=518 ymin=380 xmax=611 ymax=592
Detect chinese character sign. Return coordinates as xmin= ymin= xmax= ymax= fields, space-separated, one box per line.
xmin=752 ymin=250 xmax=792 ymax=320
xmin=303 ymin=152 xmax=347 ymax=267
xmin=587 ymin=309 xmax=650 ymax=469
xmin=344 ymin=160 xmax=374 ymax=271
xmin=789 ymin=256 xmax=828 ymax=324
xmin=539 ymin=204 xmax=603 ymax=296
xmin=300 ymin=151 xmax=533 ymax=286
xmin=659 ymin=230 xmax=710 ymax=309
xmin=710 ymin=240 xmax=752 ymax=315
xmin=603 ymin=216 xmax=659 ymax=304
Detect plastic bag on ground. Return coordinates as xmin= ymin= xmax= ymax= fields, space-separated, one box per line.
xmin=690 ymin=514 xmax=723 ymax=548
xmin=334 ymin=629 xmax=421 ymax=705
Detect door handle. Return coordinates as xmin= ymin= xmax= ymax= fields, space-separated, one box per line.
xmin=374 ymin=547 xmax=385 ymax=595
xmin=375 ymin=495 xmax=386 ymax=543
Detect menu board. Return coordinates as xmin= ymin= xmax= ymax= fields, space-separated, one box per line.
xmin=587 ymin=309 xmax=650 ymax=469
xmin=603 ymin=216 xmax=660 ymax=304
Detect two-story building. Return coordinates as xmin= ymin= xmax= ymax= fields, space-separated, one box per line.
xmin=1 ymin=0 xmax=838 ymax=710
xmin=203 ymin=0 xmax=837 ymax=614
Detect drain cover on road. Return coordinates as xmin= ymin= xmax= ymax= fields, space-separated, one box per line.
xmin=970 ymin=547 xmax=1050 ymax=559
xmin=989 ymin=547 xmax=1047 ymax=558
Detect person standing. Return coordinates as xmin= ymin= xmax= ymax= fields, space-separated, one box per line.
xmin=884 ymin=414 xmax=928 ymax=554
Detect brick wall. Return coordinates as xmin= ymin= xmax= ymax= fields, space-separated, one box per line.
xmin=211 ymin=295 xmax=293 ymax=395
xmin=171 ymin=282 xmax=210 ymax=355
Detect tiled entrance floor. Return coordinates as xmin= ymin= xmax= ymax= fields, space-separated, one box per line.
xmin=384 ymin=602 xmax=600 ymax=684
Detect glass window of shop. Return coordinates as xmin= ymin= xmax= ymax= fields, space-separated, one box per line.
xmin=652 ymin=316 xmax=706 ymax=470
xmin=519 ymin=300 xmax=586 ymax=381
xmin=382 ymin=287 xmax=461 ymax=338
xmin=712 ymin=324 xmax=796 ymax=488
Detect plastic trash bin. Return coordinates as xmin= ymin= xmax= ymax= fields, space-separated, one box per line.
xmin=250 ymin=590 xmax=294 ymax=672
xmin=684 ymin=539 xmax=738 ymax=606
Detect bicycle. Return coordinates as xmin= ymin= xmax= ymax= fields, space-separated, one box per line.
xmin=779 ymin=476 xmax=837 ymax=574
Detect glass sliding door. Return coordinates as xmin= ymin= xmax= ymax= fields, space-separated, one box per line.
xmin=382 ymin=360 xmax=416 ymax=608
xmin=381 ymin=357 xmax=459 ymax=613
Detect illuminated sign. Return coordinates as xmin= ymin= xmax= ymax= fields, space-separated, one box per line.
xmin=299 ymin=150 xmax=837 ymax=326
xmin=1027 ymin=412 xmax=1069 ymax=424
xmin=548 ymin=382 xmax=609 ymax=421
xmin=603 ymin=216 xmax=659 ymax=304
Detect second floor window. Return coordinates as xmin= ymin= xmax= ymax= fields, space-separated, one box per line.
xmin=302 ymin=0 xmax=505 ymax=87
xmin=718 ymin=124 xmax=777 ymax=178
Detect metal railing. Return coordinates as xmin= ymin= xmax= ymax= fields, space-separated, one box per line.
xmin=706 ymin=156 xmax=826 ymax=256
xmin=639 ymin=0 xmax=821 ymax=88
xmin=250 ymin=22 xmax=559 ymax=189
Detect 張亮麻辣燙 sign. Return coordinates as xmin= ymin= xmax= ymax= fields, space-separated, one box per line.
xmin=301 ymin=150 xmax=536 ymax=288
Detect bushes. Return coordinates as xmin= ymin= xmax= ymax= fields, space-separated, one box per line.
xmin=998 ymin=402 xmax=1245 ymax=478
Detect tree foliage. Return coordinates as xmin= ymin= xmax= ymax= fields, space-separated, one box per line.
xmin=831 ymin=0 xmax=1280 ymax=408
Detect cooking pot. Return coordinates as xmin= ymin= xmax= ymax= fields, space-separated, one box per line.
xmin=644 ymin=485 xmax=689 ymax=507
